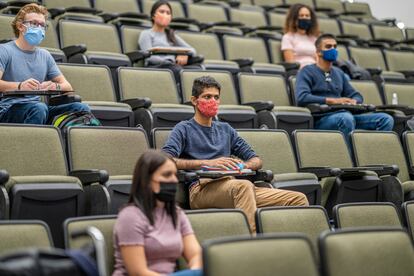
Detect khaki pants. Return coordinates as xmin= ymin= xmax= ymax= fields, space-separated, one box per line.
xmin=189 ymin=176 xmax=309 ymax=233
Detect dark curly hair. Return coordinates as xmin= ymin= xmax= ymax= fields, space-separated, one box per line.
xmin=284 ymin=3 xmax=320 ymax=36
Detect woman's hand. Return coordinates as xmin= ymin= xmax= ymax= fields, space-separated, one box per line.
xmin=176 ymin=55 xmax=188 ymax=66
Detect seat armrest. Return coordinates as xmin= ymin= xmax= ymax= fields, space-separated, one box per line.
xmin=366 ymin=67 xmax=383 ymax=76
xmin=278 ymin=62 xmax=300 ymax=71
xmin=187 ymin=55 xmax=204 ymax=65
xmin=62 ymin=44 xmax=87 ymax=58
xmin=69 ymin=169 xmax=109 ymax=185
xmin=298 ymin=166 xmax=342 ymax=179
xmin=336 ymin=34 xmax=360 ymax=40
xmin=66 ymin=6 xmax=101 ymax=14
xmin=231 ymin=58 xmax=254 ymax=68
xmin=177 ymin=170 xmax=199 ymax=183
xmin=214 ymin=21 xmax=245 ymax=28
xmin=125 ymin=50 xmax=150 ymax=63
xmin=48 ymin=94 xmax=82 ymax=106
xmin=398 ymin=70 xmax=414 ymax=78
xmin=256 ymin=25 xmax=283 ymax=32
xmin=0 ymin=170 xmax=9 ymax=186
xmin=315 ymin=7 xmax=334 ymax=13
xmin=172 ymin=17 xmax=199 ymax=25
xmin=353 ymin=164 xmax=399 ymax=176
xmin=121 ymin=97 xmax=152 ymax=110
xmin=242 ymin=101 xmax=274 ymax=112
xmin=377 ymin=105 xmax=414 ymax=116
xmin=254 ymin=169 xmax=273 ymax=182
xmin=306 ymin=103 xmax=330 ymax=114
xmin=99 ymin=12 xmax=118 ymax=22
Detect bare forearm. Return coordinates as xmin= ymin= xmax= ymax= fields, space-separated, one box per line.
xmin=0 ymin=80 xmax=19 ymax=92
xmin=57 ymin=80 xmax=72 ymax=91
xmin=187 ymin=254 xmax=202 ymax=269
xmin=244 ymin=157 xmax=262 ymax=170
xmin=174 ymin=158 xmax=206 ymax=170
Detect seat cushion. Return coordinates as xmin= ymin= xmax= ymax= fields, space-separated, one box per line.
xmin=402 ymin=181 xmax=414 ymax=194
xmin=273 ymin=106 xmax=311 ymax=113
xmin=85 ymin=101 xmax=132 ymax=109
xmin=6 ymin=175 xmax=82 ymax=191
xmin=272 ymin=172 xmax=317 ymax=183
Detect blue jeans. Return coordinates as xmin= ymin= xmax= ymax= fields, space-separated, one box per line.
xmin=315 ymin=111 xmax=394 ymax=141
xmin=0 ymin=101 xmax=90 ymax=124
xmin=170 ymin=269 xmax=203 ymax=276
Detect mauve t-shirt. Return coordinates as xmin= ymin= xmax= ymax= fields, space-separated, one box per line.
xmin=281 ymin=32 xmax=317 ymax=68
xmin=112 ymin=205 xmax=194 ymax=276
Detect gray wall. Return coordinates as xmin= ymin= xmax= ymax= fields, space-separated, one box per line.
xmin=362 ymin=0 xmax=413 ymax=28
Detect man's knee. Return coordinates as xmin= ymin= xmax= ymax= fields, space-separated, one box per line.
xmin=336 ymin=112 xmax=355 ymax=130
xmin=67 ymin=102 xmax=90 ymax=112
xmin=26 ymin=102 xmax=48 ymax=124
xmin=287 ymin=191 xmax=309 ymax=206
xmin=377 ymin=113 xmax=394 ymax=131
xmin=231 ymin=180 xmax=255 ymax=196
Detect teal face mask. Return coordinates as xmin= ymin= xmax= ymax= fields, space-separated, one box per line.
xmin=24 ymin=26 xmax=45 ymax=46
xmin=321 ymin=48 xmax=338 ymax=62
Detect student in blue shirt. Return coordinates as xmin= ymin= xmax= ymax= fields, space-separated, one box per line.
xmin=295 ymin=33 xmax=393 ymax=138
xmin=0 ymin=3 xmax=89 ymax=124
xmin=162 ymin=76 xmax=308 ymax=233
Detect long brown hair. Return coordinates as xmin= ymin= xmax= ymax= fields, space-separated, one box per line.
xmin=284 ymin=3 xmax=320 ymax=36
xmin=150 ymin=0 xmax=177 ymax=45
xmin=128 ymin=150 xmax=177 ymax=228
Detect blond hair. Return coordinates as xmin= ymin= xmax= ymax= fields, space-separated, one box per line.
xmin=11 ymin=3 xmax=48 ymax=37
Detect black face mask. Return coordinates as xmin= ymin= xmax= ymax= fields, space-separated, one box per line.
xmin=298 ymin=19 xmax=312 ymax=30
xmin=154 ymin=182 xmax=177 ymax=202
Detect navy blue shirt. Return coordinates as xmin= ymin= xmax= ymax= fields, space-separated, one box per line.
xmin=296 ymin=64 xmax=363 ymax=107
xmin=162 ymin=118 xmax=257 ymax=161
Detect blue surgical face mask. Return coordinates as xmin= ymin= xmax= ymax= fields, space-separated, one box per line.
xmin=24 ymin=26 xmax=45 ymax=46
xmin=297 ymin=19 xmax=312 ymax=30
xmin=321 ymin=48 xmax=338 ymax=62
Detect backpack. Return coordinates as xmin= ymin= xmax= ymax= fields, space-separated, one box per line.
xmin=334 ymin=59 xmax=372 ymax=80
xmin=52 ymin=111 xmax=101 ymax=132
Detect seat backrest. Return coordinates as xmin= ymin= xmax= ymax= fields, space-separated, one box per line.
xmin=229 ymin=8 xmax=267 ymax=28
xmin=118 ymin=67 xmax=180 ymax=103
xmin=403 ymin=131 xmax=414 ymax=170
xmin=371 ymin=25 xmax=404 ymax=42
xmin=343 ymin=1 xmax=373 ymax=18
xmin=348 ymin=46 xmax=387 ymax=71
xmin=64 ymin=216 xmax=116 ymax=274
xmin=181 ymin=70 xmax=238 ymax=105
xmin=351 ymin=130 xmax=410 ymax=182
xmin=318 ymin=17 xmax=341 ymax=36
xmin=152 ymin=128 xmax=172 ymax=149
xmin=333 ymin=203 xmax=402 ymax=228
xmin=67 ymin=127 xmax=149 ymax=175
xmin=59 ymin=20 xmax=122 ymax=53
xmin=203 ymin=234 xmax=319 ymax=276
xmin=186 ymin=209 xmax=251 ymax=243
xmin=253 ymin=0 xmax=283 ymax=7
xmin=0 ymin=125 xmax=68 ymax=176
xmin=238 ymin=73 xmax=291 ymax=106
xmin=319 ymin=228 xmax=414 ymax=276
xmin=119 ymin=25 xmax=145 ymax=53
xmin=285 ymin=0 xmax=314 ymax=8
xmin=176 ymin=31 xmax=223 ymax=60
xmin=223 ymin=35 xmax=270 ymax=63
xmin=407 ymin=28 xmax=414 ymax=40
xmin=293 ymin=130 xmax=353 ymax=168
xmin=42 ymin=20 xmax=60 ymax=49
xmin=0 ymin=220 xmax=53 ymax=255
xmin=43 ymin=0 xmax=91 ymax=9
xmin=256 ymin=206 xmax=330 ymax=254
xmin=383 ymin=82 xmax=414 ymax=106
xmin=402 ymin=200 xmax=414 ymax=239
xmin=337 ymin=44 xmax=349 ymax=61
xmin=237 ymin=129 xmax=299 ymax=174
xmin=268 ymin=12 xmax=285 ymax=29
xmin=340 ymin=20 xmax=372 ymax=40
xmin=95 ymin=0 xmax=140 ymax=13
xmin=0 ymin=14 xmax=16 ymax=40
xmin=58 ymin=64 xmax=116 ymax=102
xmin=315 ymin=0 xmax=344 ymax=14
xmin=349 ymin=80 xmax=383 ymax=105
xmin=384 ymin=50 xmax=414 ymax=72
xmin=269 ymin=39 xmax=283 ymax=63
xmin=187 ymin=4 xmax=227 ymax=23
xmin=142 ymin=0 xmax=185 ymax=18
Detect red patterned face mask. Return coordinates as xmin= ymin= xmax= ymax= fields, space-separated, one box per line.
xmin=197 ymin=98 xmax=219 ymax=117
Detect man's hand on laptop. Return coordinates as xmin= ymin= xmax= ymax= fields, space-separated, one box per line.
xmin=204 ymin=157 xmax=243 ymax=170
xmin=326 ymin=97 xmax=357 ymax=105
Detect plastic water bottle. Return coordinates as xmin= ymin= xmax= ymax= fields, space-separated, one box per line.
xmin=392 ymin=93 xmax=398 ymax=105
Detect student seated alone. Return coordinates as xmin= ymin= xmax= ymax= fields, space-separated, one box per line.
xmin=162 ymin=76 xmax=308 ymax=232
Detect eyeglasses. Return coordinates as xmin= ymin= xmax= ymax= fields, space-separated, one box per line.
xmin=22 ymin=20 xmax=48 ymax=30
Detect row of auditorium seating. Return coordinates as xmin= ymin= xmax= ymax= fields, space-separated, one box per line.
xmin=2 ymin=124 xmax=414 ymax=244
xmin=1 ymin=202 xmax=414 ymax=274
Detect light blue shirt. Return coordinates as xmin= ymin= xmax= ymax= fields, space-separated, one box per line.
xmin=0 ymin=41 xmax=61 ymax=119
